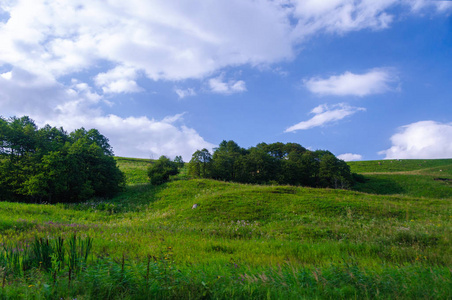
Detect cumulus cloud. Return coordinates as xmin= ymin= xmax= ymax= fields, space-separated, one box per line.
xmin=0 ymin=68 xmax=213 ymax=160
xmin=338 ymin=153 xmax=363 ymax=161
xmin=94 ymin=66 xmax=143 ymax=94
xmin=0 ymin=0 xmax=294 ymax=84
xmin=208 ymin=75 xmax=247 ymax=94
xmin=379 ymin=121 xmax=452 ymax=159
xmin=0 ymin=1 xmax=450 ymax=159
xmin=285 ymin=103 xmax=365 ymax=132
xmin=2 ymin=1 xmax=447 ymax=87
xmin=47 ymin=113 xmax=215 ymax=161
xmin=42 ymin=97 xmax=214 ymax=160
xmin=0 ymin=67 xmax=78 ymax=118
xmin=304 ymin=69 xmax=398 ymax=97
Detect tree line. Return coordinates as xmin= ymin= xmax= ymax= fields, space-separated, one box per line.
xmin=0 ymin=116 xmax=125 ymax=203
xmin=187 ymin=140 xmax=354 ymax=188
xmin=1 ymin=116 xmax=355 ymax=203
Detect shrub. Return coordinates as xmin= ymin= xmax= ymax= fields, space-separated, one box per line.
xmin=148 ymin=156 xmax=179 ymax=185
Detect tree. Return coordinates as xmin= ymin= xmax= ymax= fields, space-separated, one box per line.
xmin=235 ymin=148 xmax=278 ymax=184
xmin=211 ymin=140 xmax=245 ymax=181
xmin=188 ymin=140 xmax=354 ymax=189
xmin=316 ymin=150 xmax=353 ymax=188
xmin=0 ymin=116 xmax=125 ymax=203
xmin=188 ymin=149 xmax=212 ymax=178
xmin=174 ymin=155 xmax=185 ymax=169
xmin=148 ymin=156 xmax=179 ymax=185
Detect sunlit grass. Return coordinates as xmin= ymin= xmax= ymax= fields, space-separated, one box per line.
xmin=348 ymin=158 xmax=452 ymax=173
xmin=0 ymin=158 xmax=451 ymax=298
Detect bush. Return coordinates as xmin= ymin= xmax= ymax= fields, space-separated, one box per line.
xmin=148 ymin=156 xmax=179 ymax=185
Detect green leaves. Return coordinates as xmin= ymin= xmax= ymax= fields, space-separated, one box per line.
xmin=0 ymin=116 xmax=124 ymax=203
xmin=148 ymin=156 xmax=180 ymax=185
xmin=188 ymin=141 xmax=354 ymax=188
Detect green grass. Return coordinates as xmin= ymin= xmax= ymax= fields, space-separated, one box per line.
xmin=348 ymin=158 xmax=452 ymax=174
xmin=349 ymin=159 xmax=452 ymax=199
xmin=0 ymin=158 xmax=451 ymax=299
xmin=115 ymin=157 xmax=153 ymax=185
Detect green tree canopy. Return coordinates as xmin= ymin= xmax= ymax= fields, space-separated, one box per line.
xmin=188 ymin=148 xmax=212 ymax=178
xmin=148 ymin=156 xmax=180 ymax=185
xmin=0 ymin=116 xmax=125 ymax=203
xmin=188 ymin=140 xmax=354 ymax=189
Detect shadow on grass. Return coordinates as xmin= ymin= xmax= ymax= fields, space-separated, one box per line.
xmin=352 ymin=176 xmax=405 ymax=195
xmin=62 ymin=183 xmax=165 ymax=213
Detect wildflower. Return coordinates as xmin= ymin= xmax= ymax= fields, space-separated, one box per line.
xmin=28 ymin=285 xmax=34 ymax=288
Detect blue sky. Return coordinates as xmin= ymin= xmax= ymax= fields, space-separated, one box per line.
xmin=0 ymin=0 xmax=451 ymax=161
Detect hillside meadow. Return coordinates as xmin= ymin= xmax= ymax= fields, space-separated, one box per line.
xmin=0 ymin=158 xmax=451 ymax=299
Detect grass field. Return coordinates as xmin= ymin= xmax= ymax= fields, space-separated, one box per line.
xmin=0 ymin=158 xmax=451 ymax=299
xmin=349 ymin=159 xmax=452 ymax=199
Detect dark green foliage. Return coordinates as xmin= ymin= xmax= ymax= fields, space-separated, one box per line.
xmin=174 ymin=155 xmax=184 ymax=169
xmin=188 ymin=148 xmax=212 ymax=178
xmin=0 ymin=116 xmax=125 ymax=203
xmin=188 ymin=140 xmax=354 ymax=188
xmin=211 ymin=140 xmax=246 ymax=181
xmin=148 ymin=156 xmax=179 ymax=185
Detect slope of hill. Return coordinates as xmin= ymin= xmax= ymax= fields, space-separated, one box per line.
xmin=348 ymin=158 xmax=452 ymax=173
xmin=0 ymin=158 xmax=450 ymax=299
xmin=349 ymin=159 xmax=452 ymax=199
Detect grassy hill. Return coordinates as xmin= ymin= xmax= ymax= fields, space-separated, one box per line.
xmin=349 ymin=159 xmax=452 ymax=199
xmin=0 ymin=158 xmax=451 ymax=299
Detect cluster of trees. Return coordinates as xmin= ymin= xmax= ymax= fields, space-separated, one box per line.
xmin=0 ymin=116 xmax=125 ymax=203
xmin=188 ymin=140 xmax=353 ymax=188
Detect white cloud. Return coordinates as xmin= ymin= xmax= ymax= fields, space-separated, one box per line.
xmin=162 ymin=113 xmax=186 ymax=124
xmin=208 ymin=75 xmax=247 ymax=94
xmin=304 ymin=69 xmax=398 ymax=97
xmin=0 ymin=68 xmax=77 ymax=118
xmin=338 ymin=153 xmax=363 ymax=161
xmin=0 ymin=0 xmax=294 ymax=83
xmin=289 ymin=0 xmax=452 ymax=39
xmin=285 ymin=103 xmax=365 ymax=132
xmin=0 ymin=1 xmax=450 ymax=160
xmin=0 ymin=68 xmax=213 ymax=161
xmin=175 ymin=87 xmax=196 ymax=99
xmin=379 ymin=121 xmax=452 ymax=159
xmin=290 ymin=0 xmax=395 ymax=38
xmin=94 ymin=66 xmax=143 ymax=94
xmin=43 ymin=97 xmax=214 ymax=160
xmin=0 ymin=0 xmax=449 ymax=87
xmin=48 ymin=113 xmax=215 ymax=161
xmin=409 ymin=0 xmax=452 ymax=12
xmin=1 ymin=71 xmax=12 ymax=79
